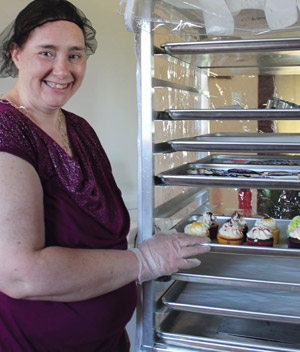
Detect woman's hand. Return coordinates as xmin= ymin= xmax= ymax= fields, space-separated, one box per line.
xmin=130 ymin=233 xmax=210 ymax=283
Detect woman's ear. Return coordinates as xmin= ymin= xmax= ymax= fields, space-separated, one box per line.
xmin=10 ymin=43 xmax=21 ymax=70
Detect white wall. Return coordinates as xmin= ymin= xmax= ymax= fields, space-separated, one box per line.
xmin=0 ymin=0 xmax=138 ymax=217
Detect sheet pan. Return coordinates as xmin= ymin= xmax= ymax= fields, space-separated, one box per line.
xmin=161 ymin=281 xmax=300 ymax=324
xmin=198 ymin=154 xmax=300 ymax=166
xmin=169 ymin=133 xmax=300 ymax=153
xmin=172 ymin=215 xmax=300 ymax=290
xmin=158 ymin=109 xmax=300 ymax=121
xmin=157 ymin=154 xmax=300 ymax=189
xmin=156 ymin=310 xmax=300 ymax=351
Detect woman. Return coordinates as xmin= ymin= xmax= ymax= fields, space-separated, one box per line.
xmin=0 ymin=0 xmax=210 ymax=351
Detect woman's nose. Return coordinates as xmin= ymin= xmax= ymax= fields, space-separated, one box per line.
xmin=53 ymin=56 xmax=70 ymax=78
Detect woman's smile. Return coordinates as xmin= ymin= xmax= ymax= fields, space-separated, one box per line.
xmin=44 ymin=80 xmax=71 ymax=90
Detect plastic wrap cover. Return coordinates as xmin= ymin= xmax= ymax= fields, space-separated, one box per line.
xmin=119 ymin=0 xmax=300 ymax=37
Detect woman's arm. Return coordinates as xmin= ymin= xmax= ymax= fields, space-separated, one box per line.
xmin=0 ymin=152 xmax=139 ymax=302
xmin=0 ymin=152 xmax=209 ymax=302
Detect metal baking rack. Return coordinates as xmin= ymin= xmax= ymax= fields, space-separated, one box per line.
xmin=136 ymin=2 xmax=300 ymax=351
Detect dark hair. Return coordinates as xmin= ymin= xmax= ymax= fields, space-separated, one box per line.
xmin=0 ymin=0 xmax=97 ymax=78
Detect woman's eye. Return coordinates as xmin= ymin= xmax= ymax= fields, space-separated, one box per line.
xmin=69 ymin=54 xmax=81 ymax=60
xmin=40 ymin=51 xmax=53 ymax=58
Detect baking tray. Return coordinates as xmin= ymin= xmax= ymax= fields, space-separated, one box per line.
xmin=161 ymin=38 xmax=300 ymax=55
xmin=172 ymin=249 xmax=300 ymax=291
xmin=161 ymin=281 xmax=300 ymax=324
xmin=156 ymin=310 xmax=300 ymax=352
xmin=172 ymin=215 xmax=300 ymax=291
xmin=160 ymin=38 xmax=300 ymax=73
xmin=158 ymin=109 xmax=300 ymax=121
xmin=198 ymin=154 xmax=300 ymax=166
xmin=174 ymin=215 xmax=289 ymax=245
xmin=157 ymin=156 xmax=300 ymax=189
xmin=169 ymin=133 xmax=300 ymax=153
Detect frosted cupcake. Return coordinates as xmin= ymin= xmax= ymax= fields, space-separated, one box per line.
xmin=255 ymin=216 xmax=280 ymax=245
xmin=227 ymin=211 xmax=248 ymax=239
xmin=197 ymin=212 xmax=219 ymax=239
xmin=217 ymin=222 xmax=244 ymax=245
xmin=246 ymin=226 xmax=274 ymax=247
xmin=287 ymin=216 xmax=300 ymax=248
xmin=184 ymin=221 xmax=209 ymax=237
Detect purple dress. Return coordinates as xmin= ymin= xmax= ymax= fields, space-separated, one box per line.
xmin=0 ymin=101 xmax=137 ymax=352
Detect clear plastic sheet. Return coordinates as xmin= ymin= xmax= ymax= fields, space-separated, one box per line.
xmin=129 ymin=3 xmax=300 ymax=222
xmin=119 ymin=0 xmax=300 ymax=38
xmin=120 ymin=0 xmax=300 ymax=228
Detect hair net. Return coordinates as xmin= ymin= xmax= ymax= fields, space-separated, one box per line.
xmin=0 ymin=0 xmax=98 ymax=78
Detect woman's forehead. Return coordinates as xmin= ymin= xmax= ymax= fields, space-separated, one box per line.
xmin=27 ymin=20 xmax=85 ymax=47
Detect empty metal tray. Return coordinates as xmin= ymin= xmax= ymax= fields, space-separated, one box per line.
xmin=169 ymin=133 xmax=300 ymax=153
xmin=161 ymin=281 xmax=300 ymax=324
xmin=158 ymin=109 xmax=300 ymax=121
xmin=156 ymin=310 xmax=300 ymax=352
xmin=160 ymin=38 xmax=300 ymax=75
xmin=161 ymin=38 xmax=300 ymax=55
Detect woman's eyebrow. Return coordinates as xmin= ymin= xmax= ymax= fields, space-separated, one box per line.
xmin=36 ymin=44 xmax=85 ymax=51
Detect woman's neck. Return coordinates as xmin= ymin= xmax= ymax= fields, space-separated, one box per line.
xmin=2 ymin=88 xmax=59 ymax=125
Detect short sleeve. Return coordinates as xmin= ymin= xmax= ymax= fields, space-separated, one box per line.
xmin=0 ymin=108 xmax=37 ymax=168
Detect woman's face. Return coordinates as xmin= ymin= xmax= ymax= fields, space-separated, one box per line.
xmin=11 ymin=20 xmax=87 ymax=113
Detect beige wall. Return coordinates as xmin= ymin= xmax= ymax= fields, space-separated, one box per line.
xmin=209 ymin=75 xmax=258 ymax=133
xmin=275 ymin=75 xmax=300 ymax=133
xmin=208 ymin=74 xmax=259 ymax=214
xmin=0 ymin=0 xmax=138 ymax=215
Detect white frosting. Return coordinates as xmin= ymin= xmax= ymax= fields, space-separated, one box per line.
xmin=219 ymin=222 xmax=243 ymax=239
xmin=230 ymin=211 xmax=247 ymax=230
xmin=255 ymin=217 xmax=278 ymax=231
xmin=184 ymin=222 xmax=209 ymax=236
xmin=247 ymin=226 xmax=273 ymax=240
xmin=288 ymin=226 xmax=300 ymax=240
xmin=197 ymin=212 xmax=216 ymax=227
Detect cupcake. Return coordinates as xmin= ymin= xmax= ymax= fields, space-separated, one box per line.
xmin=184 ymin=221 xmax=209 ymax=237
xmin=227 ymin=211 xmax=248 ymax=239
xmin=287 ymin=216 xmax=300 ymax=248
xmin=246 ymin=226 xmax=274 ymax=247
xmin=217 ymin=222 xmax=244 ymax=245
xmin=255 ymin=215 xmax=280 ymax=245
xmin=197 ymin=212 xmax=219 ymax=239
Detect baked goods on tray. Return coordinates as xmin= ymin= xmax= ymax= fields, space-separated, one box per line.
xmin=246 ymin=226 xmax=274 ymax=247
xmin=287 ymin=216 xmax=300 ymax=248
xmin=184 ymin=221 xmax=209 ymax=237
xmin=226 ymin=211 xmax=248 ymax=241
xmin=254 ymin=216 xmax=280 ymax=245
xmin=217 ymin=222 xmax=244 ymax=245
xmin=197 ymin=212 xmax=219 ymax=239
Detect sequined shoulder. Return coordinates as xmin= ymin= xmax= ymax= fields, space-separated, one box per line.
xmin=0 ymin=102 xmax=38 ymax=167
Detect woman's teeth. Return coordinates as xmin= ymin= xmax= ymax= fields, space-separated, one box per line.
xmin=45 ymin=81 xmax=69 ymax=89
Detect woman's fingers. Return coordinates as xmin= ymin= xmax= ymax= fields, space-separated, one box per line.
xmin=181 ymin=242 xmax=210 ymax=258
xmin=176 ymin=232 xmax=211 ymax=247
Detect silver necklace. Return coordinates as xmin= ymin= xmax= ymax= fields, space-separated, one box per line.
xmin=0 ymin=98 xmax=72 ymax=156
xmin=56 ymin=109 xmax=73 ymax=156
